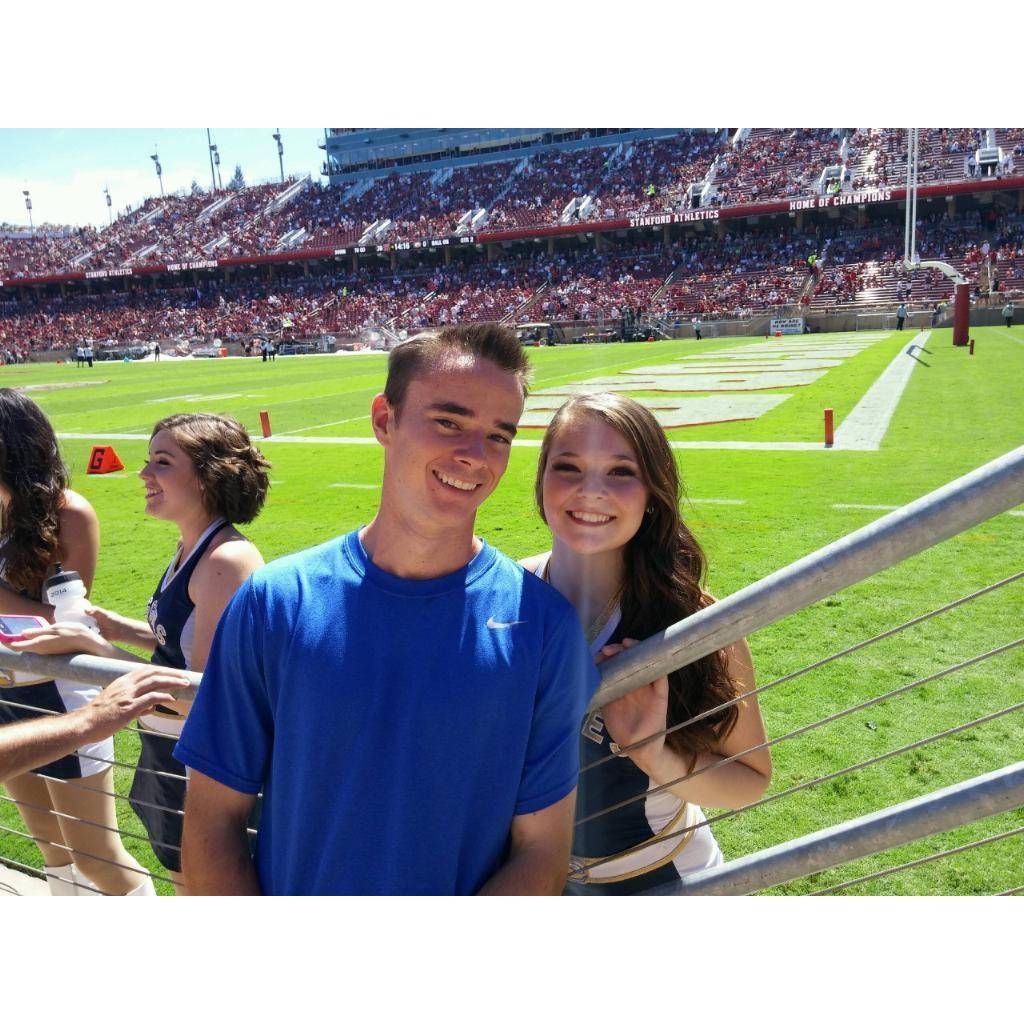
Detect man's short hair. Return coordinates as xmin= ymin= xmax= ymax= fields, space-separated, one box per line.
xmin=384 ymin=324 xmax=531 ymax=415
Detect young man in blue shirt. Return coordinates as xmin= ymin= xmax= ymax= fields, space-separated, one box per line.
xmin=176 ymin=324 xmax=598 ymax=894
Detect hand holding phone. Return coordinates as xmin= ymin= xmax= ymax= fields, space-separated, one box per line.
xmin=0 ymin=615 xmax=50 ymax=644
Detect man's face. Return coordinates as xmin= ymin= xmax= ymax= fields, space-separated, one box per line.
xmin=372 ymin=355 xmax=525 ymax=533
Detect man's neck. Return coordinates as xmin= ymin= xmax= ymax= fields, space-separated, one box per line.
xmin=360 ymin=513 xmax=481 ymax=580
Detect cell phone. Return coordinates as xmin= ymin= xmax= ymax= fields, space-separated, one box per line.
xmin=0 ymin=615 xmax=50 ymax=643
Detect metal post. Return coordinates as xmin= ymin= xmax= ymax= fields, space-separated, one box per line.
xmin=273 ymin=129 xmax=284 ymax=183
xmin=0 ymin=649 xmax=200 ymax=693
xmin=150 ymin=147 xmax=164 ymax=197
xmin=673 ymin=762 xmax=1024 ymax=895
xmin=23 ymin=189 xmax=32 ymax=229
xmin=207 ymin=128 xmax=217 ymax=192
xmin=593 ymin=443 xmax=1024 ymax=708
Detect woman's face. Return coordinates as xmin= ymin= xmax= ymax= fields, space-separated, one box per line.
xmin=542 ymin=414 xmax=649 ymax=557
xmin=139 ymin=429 xmax=205 ymax=523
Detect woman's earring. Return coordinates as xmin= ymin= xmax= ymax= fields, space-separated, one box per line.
xmin=645 ymin=505 xmax=654 ymax=515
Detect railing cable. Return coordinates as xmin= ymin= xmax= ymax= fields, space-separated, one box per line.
xmin=0 ymin=822 xmax=170 ymax=887
xmin=573 ymin=699 xmax=1024 ymax=877
xmin=576 ymin=636 xmax=1024 ymax=828
xmin=581 ymin=570 xmax=1024 ymax=775
xmin=806 ymin=824 xmax=1024 ymax=895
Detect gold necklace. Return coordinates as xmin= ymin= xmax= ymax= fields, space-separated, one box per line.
xmin=543 ymin=557 xmax=622 ymax=645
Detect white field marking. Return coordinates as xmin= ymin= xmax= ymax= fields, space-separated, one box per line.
xmin=144 ymin=393 xmax=244 ymax=404
xmin=995 ymin=328 xmax=1024 ymax=346
xmin=60 ymin=432 xmax=150 ymax=440
xmin=687 ymin=498 xmax=745 ymax=505
xmin=831 ymin=332 xmax=929 ymax=451
xmin=269 ymin=480 xmax=286 ymax=486
xmin=833 ymin=503 xmax=900 ymax=511
xmin=1008 ymin=511 xmax=1024 ymax=517
xmin=277 ymin=414 xmax=369 ymax=436
xmin=86 ymin=472 xmax=132 ymax=479
xmin=328 ymin=483 xmax=380 ymax=489
xmin=58 ymin=432 xmax=832 ymax=451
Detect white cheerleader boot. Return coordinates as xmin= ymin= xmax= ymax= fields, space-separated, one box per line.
xmin=123 ymin=874 xmax=157 ymax=896
xmin=72 ymin=864 xmax=105 ymax=896
xmin=44 ymin=863 xmax=78 ymax=897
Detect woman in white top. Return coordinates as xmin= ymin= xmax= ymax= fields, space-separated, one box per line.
xmin=0 ymin=388 xmax=151 ymax=896
xmin=521 ymin=393 xmax=772 ymax=895
xmin=16 ymin=413 xmax=269 ymax=894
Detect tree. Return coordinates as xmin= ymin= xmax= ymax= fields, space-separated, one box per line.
xmin=190 ymin=179 xmax=206 ymax=196
xmin=229 ymin=164 xmax=246 ymax=190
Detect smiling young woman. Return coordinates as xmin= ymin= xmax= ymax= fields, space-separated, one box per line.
xmin=13 ymin=413 xmax=270 ymax=894
xmin=522 ymin=393 xmax=772 ymax=895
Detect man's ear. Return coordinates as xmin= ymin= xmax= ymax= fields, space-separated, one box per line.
xmin=370 ymin=393 xmax=395 ymax=446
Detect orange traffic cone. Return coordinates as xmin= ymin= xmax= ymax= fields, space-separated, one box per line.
xmin=86 ymin=446 xmax=125 ymax=475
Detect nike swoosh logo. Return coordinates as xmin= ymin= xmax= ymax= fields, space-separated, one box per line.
xmin=486 ymin=617 xmax=526 ymax=629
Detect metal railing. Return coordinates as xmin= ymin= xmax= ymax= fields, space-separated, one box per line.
xmin=1 ymin=443 xmax=1022 ymax=895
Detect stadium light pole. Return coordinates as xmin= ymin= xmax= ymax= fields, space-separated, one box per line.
xmin=103 ymin=185 xmax=112 ymax=225
xmin=22 ymin=189 xmax=32 ymax=229
xmin=206 ymin=129 xmax=217 ymax=192
xmin=273 ymin=129 xmax=284 ymax=183
xmin=150 ymin=147 xmax=164 ymax=197
xmin=210 ymin=144 xmax=222 ymax=191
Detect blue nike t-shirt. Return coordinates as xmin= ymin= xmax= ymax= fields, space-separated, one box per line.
xmin=175 ymin=531 xmax=598 ymax=895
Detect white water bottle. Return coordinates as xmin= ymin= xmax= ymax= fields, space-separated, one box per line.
xmin=44 ymin=565 xmax=99 ymax=632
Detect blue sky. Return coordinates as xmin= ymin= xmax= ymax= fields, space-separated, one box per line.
xmin=0 ymin=129 xmax=328 ymax=229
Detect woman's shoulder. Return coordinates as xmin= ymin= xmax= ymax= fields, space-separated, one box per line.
xmin=518 ymin=551 xmax=550 ymax=576
xmin=58 ymin=490 xmax=99 ymax=534
xmin=189 ymin=529 xmax=264 ymax=602
xmin=200 ymin=527 xmax=264 ymax=572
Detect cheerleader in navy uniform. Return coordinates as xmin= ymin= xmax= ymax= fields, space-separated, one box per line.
xmin=17 ymin=413 xmax=269 ymax=894
xmin=522 ymin=393 xmax=772 ymax=895
xmin=0 ymin=388 xmax=153 ymax=896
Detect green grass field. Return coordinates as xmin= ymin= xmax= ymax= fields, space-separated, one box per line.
xmin=2 ymin=325 xmax=1022 ymax=894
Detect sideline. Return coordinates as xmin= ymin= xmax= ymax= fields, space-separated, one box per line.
xmin=832 ymin=332 xmax=928 ymax=451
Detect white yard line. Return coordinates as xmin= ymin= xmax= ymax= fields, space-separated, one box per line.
xmin=995 ymin=328 xmax=1023 ymax=346
xmin=57 ymin=433 xmax=834 ymax=451
xmin=60 ymin=432 xmax=150 ymax=440
xmin=833 ymin=503 xmax=899 ymax=510
xmin=832 ymin=332 xmax=929 ymax=451
xmin=277 ymin=414 xmax=370 ymax=436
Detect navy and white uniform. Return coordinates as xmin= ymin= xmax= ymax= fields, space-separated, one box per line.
xmin=0 ymin=549 xmax=111 ymax=780
xmin=129 ymin=519 xmax=228 ymax=871
xmin=532 ymin=554 xmax=723 ymax=895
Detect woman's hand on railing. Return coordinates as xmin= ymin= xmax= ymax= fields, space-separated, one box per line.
xmin=10 ymin=621 xmax=119 ymax=660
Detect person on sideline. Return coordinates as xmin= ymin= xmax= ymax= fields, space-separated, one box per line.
xmin=14 ymin=413 xmax=269 ymax=894
xmin=175 ymin=324 xmax=598 ymax=895
xmin=1003 ymin=301 xmax=1014 ymax=328
xmin=522 ymin=393 xmax=771 ymax=895
xmin=0 ymin=389 xmax=153 ymax=896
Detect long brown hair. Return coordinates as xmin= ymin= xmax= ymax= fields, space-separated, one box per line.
xmin=535 ymin=393 xmax=739 ymax=764
xmin=0 ymin=388 xmax=69 ymax=593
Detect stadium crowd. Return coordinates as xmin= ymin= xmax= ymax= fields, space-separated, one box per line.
xmin=4 ymin=129 xmax=1018 ymax=283
xmin=5 ymin=203 xmax=1022 ymax=351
